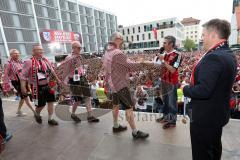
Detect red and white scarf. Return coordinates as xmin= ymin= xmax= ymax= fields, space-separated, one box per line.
xmin=31 ymin=57 xmax=51 ymax=100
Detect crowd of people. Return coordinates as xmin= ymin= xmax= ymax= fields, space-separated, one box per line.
xmin=0 ymin=18 xmax=239 ymax=159
xmin=1 ymin=44 xmax=239 ymax=116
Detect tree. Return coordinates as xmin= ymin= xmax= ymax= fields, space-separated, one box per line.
xmin=183 ymin=38 xmax=197 ymax=51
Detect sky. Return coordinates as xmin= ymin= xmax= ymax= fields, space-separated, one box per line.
xmin=79 ymin=0 xmax=233 ymax=27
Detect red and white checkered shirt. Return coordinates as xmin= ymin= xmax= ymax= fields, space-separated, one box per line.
xmin=20 ymin=57 xmax=55 ymax=85
xmin=65 ymin=53 xmax=84 ymax=79
xmin=56 ymin=53 xmax=84 ymax=83
xmin=2 ymin=59 xmax=23 ymax=92
xmin=3 ymin=59 xmax=23 ymax=82
xmin=103 ymin=47 xmax=141 ymax=93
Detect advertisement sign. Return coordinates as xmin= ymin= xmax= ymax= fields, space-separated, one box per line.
xmin=40 ymin=30 xmax=82 ymax=43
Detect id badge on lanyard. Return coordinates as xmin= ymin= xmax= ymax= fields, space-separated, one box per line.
xmin=37 ymin=72 xmax=46 ymax=80
xmin=73 ymin=68 xmax=80 ymax=81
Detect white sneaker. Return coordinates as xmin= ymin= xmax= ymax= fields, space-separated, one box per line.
xmin=16 ymin=110 xmax=27 ymax=117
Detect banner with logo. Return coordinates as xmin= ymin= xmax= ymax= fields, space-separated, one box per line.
xmin=40 ymin=30 xmax=82 ymax=43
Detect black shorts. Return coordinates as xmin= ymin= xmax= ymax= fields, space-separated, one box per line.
xmin=36 ymin=85 xmax=55 ymax=107
xmin=11 ymin=80 xmax=29 ymax=99
xmin=69 ymin=78 xmax=91 ymax=102
xmin=109 ymin=87 xmax=133 ymax=110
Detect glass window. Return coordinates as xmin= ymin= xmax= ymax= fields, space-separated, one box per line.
xmin=16 ymin=30 xmax=23 ymax=41
xmin=29 ymin=18 xmax=35 ymax=28
xmin=12 ymin=15 xmax=20 ymax=27
xmin=142 ymin=34 xmax=145 ymax=40
xmin=133 ymin=27 xmax=135 ymax=34
xmin=42 ymin=0 xmax=47 ymax=4
xmin=42 ymin=7 xmax=48 ymax=17
xmin=27 ymin=3 xmax=33 ymax=14
xmin=150 ymin=24 xmax=152 ymax=31
xmin=161 ymin=31 xmax=164 ymax=38
xmin=137 ymin=35 xmax=139 ymax=41
xmin=131 ymin=36 xmax=134 ymax=41
xmin=45 ymin=20 xmax=50 ymax=29
xmin=122 ymin=29 xmax=125 ymax=35
xmin=126 ymin=36 xmax=128 ymax=42
xmin=127 ymin=28 xmax=130 ymax=34
xmin=138 ymin=26 xmax=140 ymax=33
xmin=9 ymin=0 xmax=17 ymax=12
xmin=32 ymin=31 xmax=38 ymax=41
xmin=0 ymin=45 xmax=7 ymax=61
xmin=148 ymin=33 xmax=151 ymax=39
xmin=0 ymin=32 xmax=3 ymax=42
xmin=65 ymin=0 xmax=69 ymax=10
xmin=66 ymin=12 xmax=70 ymax=21
xmin=19 ymin=44 xmax=27 ymax=56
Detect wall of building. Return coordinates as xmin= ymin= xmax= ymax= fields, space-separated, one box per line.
xmin=230 ymin=12 xmax=238 ymax=45
xmin=184 ymin=24 xmax=200 ymax=45
xmin=119 ymin=18 xmax=185 ymax=52
xmin=0 ymin=0 xmax=117 ymax=64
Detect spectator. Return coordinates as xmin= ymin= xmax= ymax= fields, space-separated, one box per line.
xmin=134 ymin=85 xmax=149 ymax=112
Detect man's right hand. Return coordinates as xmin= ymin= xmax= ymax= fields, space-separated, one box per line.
xmin=158 ymin=55 xmax=164 ymax=61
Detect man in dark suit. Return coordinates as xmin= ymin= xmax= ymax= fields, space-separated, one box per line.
xmin=183 ymin=19 xmax=237 ymax=160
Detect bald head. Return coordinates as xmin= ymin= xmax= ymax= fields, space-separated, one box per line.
xmin=9 ymin=49 xmax=20 ymax=60
xmin=9 ymin=49 xmax=20 ymax=56
xmin=71 ymin=41 xmax=82 ymax=54
xmin=32 ymin=43 xmax=44 ymax=58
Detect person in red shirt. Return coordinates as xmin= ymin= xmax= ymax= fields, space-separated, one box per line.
xmin=145 ymin=74 xmax=153 ymax=88
xmin=156 ymin=36 xmax=182 ymax=129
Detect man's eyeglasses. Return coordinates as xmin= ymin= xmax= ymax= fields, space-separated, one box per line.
xmin=72 ymin=46 xmax=82 ymax=50
xmin=116 ymin=37 xmax=123 ymax=40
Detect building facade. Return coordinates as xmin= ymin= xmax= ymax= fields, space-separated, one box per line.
xmin=230 ymin=0 xmax=240 ymax=46
xmin=118 ymin=17 xmax=184 ymax=52
xmin=181 ymin=17 xmax=200 ymax=46
xmin=0 ymin=0 xmax=117 ymax=64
